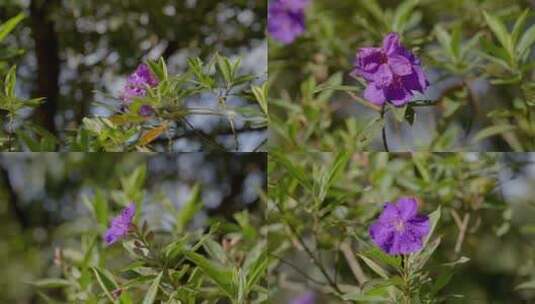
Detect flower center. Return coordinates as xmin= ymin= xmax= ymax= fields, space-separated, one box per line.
xmin=393 ymin=219 xmax=405 ymax=232
xmin=379 ymin=52 xmax=388 ymax=64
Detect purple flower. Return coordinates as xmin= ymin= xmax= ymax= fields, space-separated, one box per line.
xmin=351 ymin=33 xmax=429 ymax=106
xmin=369 ymin=197 xmax=430 ymax=255
xmin=139 ymin=104 xmax=155 ymax=117
xmin=268 ymin=0 xmax=310 ymax=44
xmin=290 ymin=291 xmax=315 ymax=304
xmin=121 ymin=64 xmax=159 ymax=103
xmin=104 ymin=203 xmax=136 ymax=246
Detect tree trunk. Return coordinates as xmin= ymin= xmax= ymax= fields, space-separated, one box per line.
xmin=30 ymin=0 xmax=60 ymax=134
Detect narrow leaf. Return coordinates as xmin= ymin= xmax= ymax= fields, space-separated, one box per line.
xmin=142 ymin=272 xmax=163 ymax=304
xmin=138 ymin=124 xmax=168 ymax=146
xmin=0 ymin=13 xmax=25 ymax=42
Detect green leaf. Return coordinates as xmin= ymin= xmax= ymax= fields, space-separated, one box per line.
xmin=424 ymin=206 xmax=441 ymax=244
xmin=0 ymin=13 xmax=25 ymax=43
xmin=316 ymin=151 xmax=349 ymax=203
xmin=516 ymin=280 xmax=535 ymax=290
xmin=216 ymin=54 xmax=234 ymax=86
xmin=404 ymin=106 xmax=415 ymax=125
xmin=271 ymin=151 xmax=313 ymax=192
xmin=243 ymin=242 xmax=268 ymax=291
xmin=147 ymin=57 xmax=167 ymax=81
xmin=412 ymin=237 xmax=441 ymax=272
xmin=443 ymin=256 xmax=470 ymax=267
xmin=30 ymin=278 xmax=73 ymax=289
xmin=91 ymin=266 xmax=119 ymax=302
xmin=17 ymin=130 xmax=40 ymax=151
xmin=142 ymin=272 xmax=163 ymax=304
xmin=472 ymin=125 xmax=516 ymax=143
xmin=391 ymin=104 xmax=408 ymax=123
xmin=512 ymin=9 xmax=530 ymax=46
xmin=185 ymin=252 xmax=235 ymax=298
xmin=483 ymin=11 xmax=513 ymax=58
xmin=435 ymin=25 xmax=453 ymax=60
xmin=392 ymin=0 xmax=419 ymax=33
xmin=517 ymin=24 xmax=535 ymax=60
xmin=203 ymin=238 xmax=228 ymax=264
xmin=359 ymin=0 xmax=386 ymax=27
xmin=358 ymin=254 xmax=389 ymax=279
xmin=176 ymin=184 xmax=201 ymax=233
xmin=365 ymin=246 xmax=401 ymax=269
xmin=118 ymin=291 xmax=134 ymax=304
xmin=251 ymin=83 xmax=268 ymax=116
xmin=93 ymin=189 xmax=108 ymax=227
xmin=430 ymin=270 xmax=455 ymax=296
xmin=4 ymin=65 xmax=16 ymax=97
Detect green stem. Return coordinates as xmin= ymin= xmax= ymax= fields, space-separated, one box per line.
xmin=7 ymin=113 xmax=14 ymax=152
xmin=381 ymin=105 xmax=389 ymax=152
xmin=401 ymin=255 xmax=411 ymax=304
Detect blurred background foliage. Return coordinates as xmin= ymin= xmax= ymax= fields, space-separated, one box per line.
xmin=0 ymin=152 xmax=266 ymax=303
xmin=268 ymin=152 xmax=535 ymax=303
xmin=269 ymin=0 xmax=535 ymax=151
xmin=0 ymin=0 xmax=266 ymax=150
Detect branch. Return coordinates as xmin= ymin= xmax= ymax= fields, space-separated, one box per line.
xmin=340 ymin=242 xmax=368 ymax=286
xmin=0 ymin=165 xmax=28 ymax=229
xmin=151 ymin=124 xmax=266 ymax=146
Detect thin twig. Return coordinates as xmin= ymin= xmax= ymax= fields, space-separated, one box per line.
xmin=270 ymin=253 xmax=328 ymax=286
xmin=252 ymin=138 xmax=267 ymax=152
xmin=181 ymin=118 xmax=226 ymax=150
xmin=274 ymin=203 xmax=342 ymax=294
xmin=450 ymin=209 xmax=470 ymax=254
xmin=340 ymin=241 xmax=368 ymax=286
xmin=381 ymin=105 xmax=389 ymax=152
xmin=346 ymin=91 xmax=381 ymax=112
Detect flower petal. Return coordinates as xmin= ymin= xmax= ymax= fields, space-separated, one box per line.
xmin=363 ymin=83 xmax=386 ymax=105
xmin=390 ymin=229 xmax=423 ymax=254
xmin=377 ymin=203 xmax=400 ymax=222
xmin=268 ymin=3 xmax=306 ymax=44
xmin=369 ymin=221 xmax=395 ymax=253
xmin=282 ymin=0 xmax=310 ymax=11
xmin=396 ymin=197 xmax=418 ymax=220
xmin=382 ymin=32 xmax=402 ymax=55
xmin=389 ymin=55 xmax=413 ymax=76
xmin=383 ymin=81 xmax=411 ymax=106
xmin=121 ymin=203 xmax=136 ymax=220
xmin=355 ymin=47 xmax=385 ymax=80
xmin=407 ymin=215 xmax=430 ymax=238
xmin=372 ymin=64 xmax=394 ymax=87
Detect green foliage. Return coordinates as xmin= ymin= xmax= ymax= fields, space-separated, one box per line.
xmin=26 ymin=162 xmax=267 ymax=303
xmin=74 ymin=54 xmax=267 ymax=152
xmin=269 ymin=0 xmax=535 ymax=151
xmin=267 ymin=152 xmax=534 ymax=303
